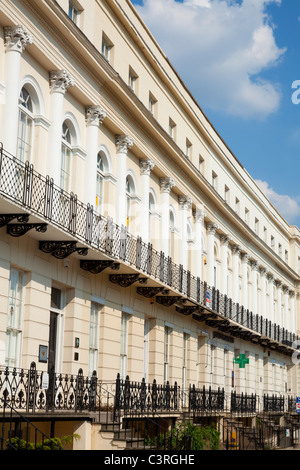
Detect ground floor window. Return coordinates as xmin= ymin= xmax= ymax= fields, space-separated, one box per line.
xmin=5 ymin=268 xmax=24 ymax=368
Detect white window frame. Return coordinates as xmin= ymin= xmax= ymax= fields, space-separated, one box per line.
xmin=61 ymin=122 xmax=72 ymax=192
xmin=68 ymin=0 xmax=81 ymax=25
xmin=89 ymin=302 xmax=101 ymax=376
xmin=5 ymin=268 xmax=25 ymax=368
xmin=120 ymin=312 xmax=130 ymax=380
xmin=50 ymin=286 xmax=66 ymax=374
xmin=102 ymin=34 xmax=113 ymax=62
xmin=143 ymin=318 xmax=150 ymax=382
xmin=164 ymin=324 xmax=172 ymax=383
xmin=17 ymin=87 xmax=34 ymax=163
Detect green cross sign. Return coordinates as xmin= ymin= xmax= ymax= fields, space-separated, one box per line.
xmin=234 ymin=354 xmax=249 ymax=369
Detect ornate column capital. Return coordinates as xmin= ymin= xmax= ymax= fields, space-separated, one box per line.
xmin=178 ymin=195 xmax=192 ymax=211
xmin=282 ymin=285 xmax=289 ymax=295
xmin=267 ymin=272 xmax=274 ymax=282
xmin=259 ymin=266 xmax=267 ymax=276
xmin=275 ymin=280 xmax=282 ymax=289
xmin=140 ymin=159 xmax=155 ymax=176
xmin=115 ymin=135 xmax=133 ymax=154
xmin=232 ymin=244 xmax=242 ymax=255
xmin=160 ymin=177 xmax=175 ymax=193
xmin=85 ymin=105 xmax=106 ymax=126
xmin=220 ymin=234 xmax=231 ymax=246
xmin=207 ymin=223 xmax=218 ymax=235
xmin=250 ymin=260 xmax=259 ymax=271
xmin=4 ymin=25 xmax=33 ymax=53
xmin=241 ymin=253 xmax=250 ymax=263
xmin=194 ymin=207 xmax=206 ymax=223
xmin=49 ymin=70 xmax=75 ymax=94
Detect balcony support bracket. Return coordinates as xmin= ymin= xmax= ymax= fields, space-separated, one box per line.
xmin=0 ymin=214 xmax=29 ymax=227
xmin=109 ymin=273 xmax=148 ymax=287
xmin=39 ymin=240 xmax=88 ymax=259
xmin=7 ymin=223 xmax=48 ymax=237
xmin=80 ymin=259 xmax=120 ymax=274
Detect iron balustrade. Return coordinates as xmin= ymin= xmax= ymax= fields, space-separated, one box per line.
xmin=231 ymin=391 xmax=257 ymax=413
xmin=189 ymin=384 xmax=225 ymax=413
xmin=115 ymin=374 xmax=179 ymax=413
xmin=1 ymin=364 xmax=296 ymax=419
xmin=0 ymin=144 xmax=298 ymax=351
xmin=263 ymin=394 xmax=285 ymax=413
xmin=0 ymin=362 xmax=98 ymax=413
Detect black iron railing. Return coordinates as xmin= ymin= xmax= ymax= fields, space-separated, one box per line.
xmin=263 ymin=394 xmax=285 ymax=412
xmin=0 ymin=362 xmax=97 ymax=413
xmin=0 ymin=144 xmax=297 ymax=351
xmin=115 ymin=373 xmax=179 ymax=413
xmin=189 ymin=384 xmax=225 ymax=413
xmin=0 ymin=397 xmax=64 ymax=450
xmin=231 ymin=391 xmax=257 ymax=413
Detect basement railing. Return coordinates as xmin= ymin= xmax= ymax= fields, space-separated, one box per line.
xmin=0 ymin=364 xmax=296 ymax=417
xmin=0 ymin=144 xmax=298 ymax=352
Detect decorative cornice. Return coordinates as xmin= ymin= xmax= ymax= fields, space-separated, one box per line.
xmin=140 ymin=159 xmax=155 ymax=176
xmin=4 ymin=25 xmax=33 ymax=53
xmin=115 ymin=135 xmax=133 ymax=153
xmin=85 ymin=105 xmax=106 ymax=126
xmin=159 ymin=177 xmax=175 ymax=193
xmin=49 ymin=70 xmax=75 ymax=94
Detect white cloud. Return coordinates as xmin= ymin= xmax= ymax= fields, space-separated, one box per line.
xmin=135 ymin=0 xmax=286 ymax=119
xmin=255 ymin=179 xmax=300 ymax=223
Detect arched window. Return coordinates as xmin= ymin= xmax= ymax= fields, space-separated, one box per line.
xmin=126 ymin=175 xmax=135 ymax=229
xmin=149 ymin=191 xmax=156 ymax=242
xmin=17 ymin=87 xmax=34 ymax=162
xmin=96 ymin=152 xmax=105 ymax=214
xmin=61 ymin=122 xmax=72 ymax=192
xmin=169 ymin=209 xmax=175 ymax=259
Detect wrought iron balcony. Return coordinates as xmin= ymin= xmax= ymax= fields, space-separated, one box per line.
xmin=0 ymin=144 xmax=298 ymax=354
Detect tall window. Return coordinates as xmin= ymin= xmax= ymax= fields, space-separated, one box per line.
xmin=17 ymin=87 xmax=34 ymax=163
xmin=89 ymin=302 xmax=101 ymax=376
xmin=5 ymin=269 xmax=24 ymax=367
xmin=149 ymin=92 xmax=157 ymax=116
xmin=168 ymin=209 xmax=175 ymax=259
xmin=149 ymin=192 xmax=156 ymax=242
xmin=102 ymin=34 xmax=113 ymax=62
xmin=210 ymin=344 xmax=215 ymax=388
xmin=164 ymin=325 xmax=172 ymax=383
xmin=120 ymin=313 xmax=129 ymax=379
xmin=169 ymin=118 xmax=176 ymax=140
xmin=96 ymin=153 xmax=104 ymax=214
xmin=68 ymin=0 xmax=81 ymax=24
xmin=182 ymin=332 xmax=189 ymax=403
xmin=143 ymin=319 xmax=150 ymax=382
xmin=61 ymin=122 xmax=72 ymax=192
xmin=186 ymin=139 xmax=192 ymax=159
xmin=126 ymin=175 xmax=135 ymax=229
xmin=128 ymin=67 xmax=138 ymax=93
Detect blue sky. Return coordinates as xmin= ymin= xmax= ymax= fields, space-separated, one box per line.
xmin=131 ymin=0 xmax=300 ymax=228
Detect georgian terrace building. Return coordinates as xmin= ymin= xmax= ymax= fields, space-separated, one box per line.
xmin=0 ymin=0 xmax=300 ymax=449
